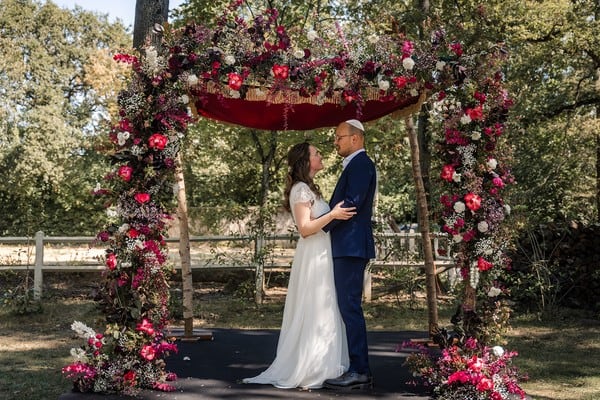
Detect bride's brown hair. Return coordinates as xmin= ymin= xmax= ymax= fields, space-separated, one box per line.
xmin=283 ymin=142 xmax=322 ymax=212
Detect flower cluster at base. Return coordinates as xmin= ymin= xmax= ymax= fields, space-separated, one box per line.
xmin=402 ymin=337 xmax=527 ymax=400
xmin=63 ymin=321 xmax=178 ymax=394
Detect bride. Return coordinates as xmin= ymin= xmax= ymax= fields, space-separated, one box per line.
xmin=243 ymin=142 xmax=354 ymax=389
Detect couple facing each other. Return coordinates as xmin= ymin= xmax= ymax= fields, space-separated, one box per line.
xmin=243 ymin=119 xmax=376 ymax=391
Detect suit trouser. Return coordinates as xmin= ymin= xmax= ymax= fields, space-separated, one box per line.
xmin=333 ymin=256 xmax=370 ymax=375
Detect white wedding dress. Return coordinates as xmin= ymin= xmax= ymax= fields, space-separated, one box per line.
xmin=243 ymin=182 xmax=349 ymax=389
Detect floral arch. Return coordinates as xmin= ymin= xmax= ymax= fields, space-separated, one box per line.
xmin=62 ymin=1 xmax=518 ymax=396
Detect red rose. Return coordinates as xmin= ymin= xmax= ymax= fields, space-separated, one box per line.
xmin=464 ymin=192 xmax=482 ymax=211
xmin=476 ymin=376 xmax=494 ymax=392
xmin=117 ymin=165 xmax=133 ymax=182
xmin=134 ymin=192 xmax=150 ymax=204
xmin=227 ymin=72 xmax=243 ymax=91
xmin=128 ymin=228 xmax=139 ymax=238
xmin=440 ymin=165 xmax=455 ymax=182
xmin=393 ymin=76 xmax=408 ymax=89
xmin=466 ymin=105 xmax=484 ymax=121
xmin=272 ymin=64 xmax=289 ymax=80
xmin=450 ymin=42 xmax=463 ymax=57
xmin=148 ymin=133 xmax=168 ymax=150
xmin=123 ymin=370 xmax=137 ymax=385
xmin=106 ymin=253 xmax=117 ymax=270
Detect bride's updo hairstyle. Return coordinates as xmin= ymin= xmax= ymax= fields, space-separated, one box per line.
xmin=283 ymin=142 xmax=322 ymax=212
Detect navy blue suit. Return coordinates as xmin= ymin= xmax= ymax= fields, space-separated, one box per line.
xmin=324 ymin=151 xmax=376 ymax=375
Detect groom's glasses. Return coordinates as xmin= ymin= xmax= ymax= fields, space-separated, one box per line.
xmin=334 ymin=134 xmax=354 ymax=142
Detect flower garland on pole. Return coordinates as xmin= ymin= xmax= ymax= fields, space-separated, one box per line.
xmin=62 ymin=1 xmax=523 ymax=396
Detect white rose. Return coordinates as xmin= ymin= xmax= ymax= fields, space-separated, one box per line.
xmin=118 ymin=223 xmax=130 ymax=233
xmin=307 ymin=30 xmax=318 ymax=41
xmin=460 ymin=114 xmax=472 ymax=124
xmin=453 ymin=234 xmax=463 ymax=243
xmin=180 ymin=94 xmax=190 ymax=104
xmin=492 ymin=345 xmax=505 ymax=357
xmin=410 ymin=88 xmax=419 ymax=96
xmin=504 ymin=204 xmax=511 ymax=215
xmin=436 ymin=60 xmax=446 ymax=71
xmin=117 ymin=131 xmax=130 ymax=146
xmin=187 ymin=74 xmax=199 ymax=86
xmin=452 ymin=172 xmax=461 ymax=183
xmin=471 ymin=131 xmax=482 ymax=140
xmin=402 ymin=57 xmax=415 ymax=70
xmin=293 ymin=49 xmax=305 ymax=59
xmin=488 ymin=287 xmax=502 ymax=298
xmin=229 ymin=90 xmax=241 ymax=99
xmin=378 ymin=80 xmax=390 ymax=91
xmin=453 ymin=201 xmax=466 ymax=213
xmin=224 ymin=55 xmax=236 ymax=65
xmin=477 ymin=221 xmax=489 ymax=233
xmin=487 ymin=158 xmax=498 ymax=169
xmin=106 ymin=208 xmax=118 ymax=218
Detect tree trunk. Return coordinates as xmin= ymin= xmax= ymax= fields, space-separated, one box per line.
xmin=175 ymin=154 xmax=194 ymax=337
xmin=134 ymin=0 xmax=169 ymax=49
xmin=405 ymin=116 xmax=438 ymax=337
xmin=251 ymin=130 xmax=279 ymax=304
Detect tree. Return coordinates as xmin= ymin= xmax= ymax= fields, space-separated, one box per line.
xmin=0 ymin=0 xmax=130 ymax=235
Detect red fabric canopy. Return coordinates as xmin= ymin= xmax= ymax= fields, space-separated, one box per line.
xmin=193 ymin=91 xmax=424 ymax=131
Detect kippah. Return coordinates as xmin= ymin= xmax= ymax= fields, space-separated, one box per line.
xmin=345 ymin=119 xmax=364 ymax=131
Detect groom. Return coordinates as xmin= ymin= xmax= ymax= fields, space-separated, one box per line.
xmin=323 ymin=119 xmax=376 ymax=390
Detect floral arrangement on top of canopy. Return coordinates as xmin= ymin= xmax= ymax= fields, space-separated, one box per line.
xmin=62 ymin=0 xmax=524 ymax=396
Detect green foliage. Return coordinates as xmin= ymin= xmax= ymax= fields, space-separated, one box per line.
xmin=0 ymin=0 xmax=131 ymax=235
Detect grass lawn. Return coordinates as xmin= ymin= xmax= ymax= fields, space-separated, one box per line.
xmin=1 ymin=271 xmax=599 ymax=400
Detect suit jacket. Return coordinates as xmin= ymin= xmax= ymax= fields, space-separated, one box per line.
xmin=324 ymin=151 xmax=376 ymax=260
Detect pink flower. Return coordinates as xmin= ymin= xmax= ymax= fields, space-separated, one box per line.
xmin=464 ymin=193 xmax=482 ymax=211
xmin=227 ymin=72 xmax=243 ymax=90
xmin=467 ymin=355 xmax=484 ymax=372
xmin=140 ymin=344 xmax=157 ymax=360
xmin=136 ymin=318 xmax=156 ymax=336
xmin=492 ymin=177 xmax=505 ymax=188
xmin=134 ymin=192 xmax=150 ymax=204
xmin=447 ymin=370 xmax=470 ymax=385
xmin=148 ymin=133 xmax=168 ymax=150
xmin=393 ymin=76 xmax=408 ymax=89
xmin=106 ymin=253 xmax=117 ymax=271
xmin=272 ymin=64 xmax=289 ymax=80
xmin=117 ymin=165 xmax=133 ymax=182
xmin=476 ymin=376 xmax=494 ymax=392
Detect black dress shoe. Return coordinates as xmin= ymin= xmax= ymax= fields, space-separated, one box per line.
xmin=323 ymin=372 xmax=373 ymax=391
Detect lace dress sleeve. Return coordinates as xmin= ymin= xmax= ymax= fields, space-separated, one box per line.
xmin=289 ymin=182 xmax=314 ymax=209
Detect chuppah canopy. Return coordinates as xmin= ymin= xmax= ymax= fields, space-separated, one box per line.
xmin=192 ymin=87 xmax=426 ymax=131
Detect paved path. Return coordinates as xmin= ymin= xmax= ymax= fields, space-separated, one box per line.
xmin=60 ymin=328 xmax=432 ymax=399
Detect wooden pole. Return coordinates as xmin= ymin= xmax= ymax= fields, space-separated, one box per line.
xmin=405 ymin=116 xmax=439 ymax=337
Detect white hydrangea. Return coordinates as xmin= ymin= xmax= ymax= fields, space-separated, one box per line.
xmin=460 ymin=114 xmax=472 ymax=124
xmin=471 ymin=130 xmax=482 ymax=140
xmin=488 ymin=287 xmax=502 ymax=298
xmin=180 ymin=94 xmax=190 ymax=104
xmin=307 ymin=30 xmax=318 ymax=41
xmin=492 ymin=345 xmax=505 ymax=357
xmin=71 ymin=321 xmax=96 ymax=339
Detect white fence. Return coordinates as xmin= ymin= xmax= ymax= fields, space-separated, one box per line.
xmin=0 ymin=231 xmax=454 ymax=301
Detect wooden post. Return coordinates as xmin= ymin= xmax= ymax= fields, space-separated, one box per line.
xmin=34 ymin=231 xmax=44 ymax=300
xmin=405 ymin=116 xmax=439 ymax=337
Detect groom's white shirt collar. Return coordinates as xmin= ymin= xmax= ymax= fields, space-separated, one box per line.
xmin=342 ymin=148 xmax=365 ymax=170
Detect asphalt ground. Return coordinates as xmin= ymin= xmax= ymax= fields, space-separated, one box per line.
xmin=59 ymin=328 xmax=432 ymax=400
